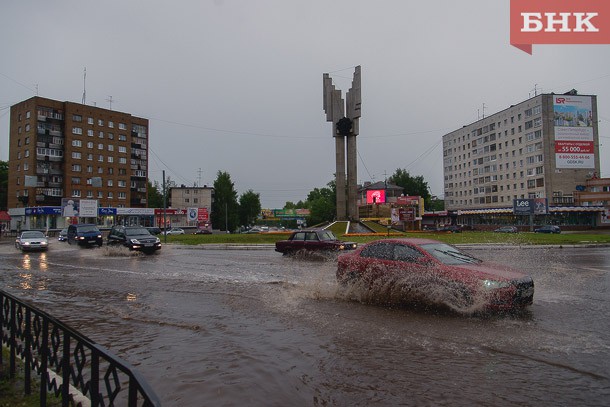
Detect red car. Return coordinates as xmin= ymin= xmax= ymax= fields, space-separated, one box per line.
xmin=275 ymin=229 xmax=357 ymax=255
xmin=336 ymin=238 xmax=534 ymax=312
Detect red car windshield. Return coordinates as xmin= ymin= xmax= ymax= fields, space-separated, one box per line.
xmin=420 ymin=243 xmax=481 ymax=265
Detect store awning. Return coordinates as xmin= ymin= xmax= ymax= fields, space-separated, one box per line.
xmin=0 ymin=211 xmax=11 ymax=221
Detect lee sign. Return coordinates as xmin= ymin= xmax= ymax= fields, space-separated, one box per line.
xmin=510 ymin=0 xmax=610 ymax=54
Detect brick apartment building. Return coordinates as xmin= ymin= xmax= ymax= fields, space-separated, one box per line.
xmin=8 ymin=96 xmax=149 ymax=210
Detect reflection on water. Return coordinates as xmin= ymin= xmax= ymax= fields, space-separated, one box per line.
xmin=18 ymin=272 xmax=32 ymax=290
xmin=21 ymin=254 xmax=31 ymax=270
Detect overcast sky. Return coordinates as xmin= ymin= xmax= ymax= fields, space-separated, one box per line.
xmin=1 ymin=1 xmax=609 ymax=208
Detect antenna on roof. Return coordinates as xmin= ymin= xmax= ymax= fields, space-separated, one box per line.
xmin=106 ymin=95 xmax=114 ymax=110
xmin=82 ymin=67 xmax=87 ymax=104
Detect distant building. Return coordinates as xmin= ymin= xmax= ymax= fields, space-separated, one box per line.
xmin=8 ymin=96 xmax=149 ymax=210
xmin=442 ymin=91 xmax=605 ymax=228
xmin=169 ymin=185 xmax=214 ymax=210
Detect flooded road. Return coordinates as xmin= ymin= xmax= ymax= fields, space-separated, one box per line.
xmin=1 ymin=241 xmax=609 ymax=406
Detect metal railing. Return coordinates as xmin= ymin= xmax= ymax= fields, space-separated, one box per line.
xmin=1 ymin=289 xmax=161 ymax=407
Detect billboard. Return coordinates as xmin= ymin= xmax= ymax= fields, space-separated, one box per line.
xmin=514 ymin=198 xmax=548 ymax=215
xmin=366 ymin=190 xmax=386 ymax=204
xmin=553 ymin=95 xmax=595 ymax=169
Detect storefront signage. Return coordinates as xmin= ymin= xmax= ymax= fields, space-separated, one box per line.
xmin=25 ymin=207 xmax=62 ymax=216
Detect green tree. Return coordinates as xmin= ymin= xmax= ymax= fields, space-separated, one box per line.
xmin=388 ymin=168 xmax=432 ymax=208
xmin=147 ymin=180 xmax=164 ymax=208
xmin=238 ymin=190 xmax=261 ymax=227
xmin=0 ymin=161 xmax=8 ymax=210
xmin=305 ymin=180 xmax=336 ymax=225
xmin=211 ymin=171 xmax=239 ymax=232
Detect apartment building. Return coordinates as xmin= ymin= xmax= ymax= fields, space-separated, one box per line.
xmin=8 ymin=96 xmax=149 ymax=210
xmin=443 ymin=91 xmax=600 ymax=212
xmin=169 ymin=185 xmax=214 ymax=210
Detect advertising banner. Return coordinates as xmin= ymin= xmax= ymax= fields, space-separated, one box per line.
xmin=553 ymin=95 xmax=595 ymax=169
xmin=366 ymin=190 xmax=386 ymax=204
xmin=198 ymin=208 xmax=209 ymax=222
xmin=79 ymin=199 xmax=98 ymax=217
xmin=61 ymin=198 xmax=80 ymax=217
xmin=513 ymin=198 xmax=533 ymax=215
xmin=187 ymin=208 xmax=198 ymax=222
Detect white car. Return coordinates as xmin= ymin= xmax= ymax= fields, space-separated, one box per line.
xmin=164 ymin=228 xmax=185 ymax=235
xmin=15 ymin=231 xmax=49 ymax=252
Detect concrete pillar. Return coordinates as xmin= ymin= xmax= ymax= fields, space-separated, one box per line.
xmin=346 ymin=134 xmax=358 ymax=221
xmin=335 ymin=135 xmax=347 ymax=221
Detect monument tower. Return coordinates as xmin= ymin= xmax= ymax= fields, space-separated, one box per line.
xmin=323 ymin=66 xmax=361 ymax=221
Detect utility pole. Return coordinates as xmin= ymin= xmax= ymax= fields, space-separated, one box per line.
xmin=163 ymin=170 xmax=167 ymax=243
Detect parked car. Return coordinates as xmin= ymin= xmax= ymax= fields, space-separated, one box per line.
xmin=534 ymin=225 xmax=561 ymax=234
xmin=15 ymin=230 xmax=49 ymax=252
xmin=146 ymin=227 xmax=162 ymax=235
xmin=494 ymin=226 xmax=518 ymax=233
xmin=164 ymin=227 xmax=185 ymax=235
xmin=275 ymin=229 xmax=357 ymax=255
xmin=107 ymin=226 xmax=161 ymax=253
xmin=439 ymin=225 xmax=463 ymax=233
xmin=193 ymin=228 xmax=212 ymax=235
xmin=58 ymin=228 xmax=68 ymax=241
xmin=336 ymin=238 xmax=534 ymax=312
xmin=67 ymin=224 xmax=103 ymax=247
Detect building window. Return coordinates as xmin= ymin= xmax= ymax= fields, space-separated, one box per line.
xmin=72 ymin=177 xmax=81 ymax=185
xmin=73 ymin=127 xmax=83 ymax=135
xmin=118 ymin=192 xmax=126 ymax=199
xmin=98 ymin=119 xmax=104 ymax=126
xmin=98 ymin=143 xmax=104 ymax=150
xmin=72 ymin=140 xmax=82 ymax=147
xmin=87 ymin=141 xmax=93 ymax=148
xmin=73 ymin=114 xmax=82 ymax=122
xmin=119 ymin=157 xmax=127 ymax=164
xmin=107 ymin=156 xmax=113 ymax=163
xmin=119 ymin=123 xmax=127 ymax=130
xmin=107 ymin=145 xmax=114 ymax=151
xmin=87 ymin=153 xmax=93 ymax=161
xmin=118 ymin=146 xmax=127 ymax=153
xmin=108 ymin=121 xmax=114 ymax=128
xmin=88 ymin=117 xmax=94 ymax=124
xmin=108 ymin=192 xmax=113 ymax=198
xmin=107 ymin=179 xmax=113 ymax=187
xmin=72 ymin=164 xmax=82 ymax=172
xmin=88 ymin=129 xmax=94 ymax=137
xmin=72 ymin=152 xmax=81 ymax=159
xmin=72 ymin=189 xmax=81 ymax=197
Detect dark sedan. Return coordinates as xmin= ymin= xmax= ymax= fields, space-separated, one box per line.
xmin=275 ymin=229 xmax=357 ymax=255
xmin=534 ymin=225 xmax=561 ymax=234
xmin=336 ymin=238 xmax=534 ymax=312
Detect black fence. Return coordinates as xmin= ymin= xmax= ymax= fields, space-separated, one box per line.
xmin=1 ymin=289 xmax=161 ymax=407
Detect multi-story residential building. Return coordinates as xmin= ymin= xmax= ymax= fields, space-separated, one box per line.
xmin=169 ymin=185 xmax=214 ymax=210
xmin=8 ymin=96 xmax=149 ymax=210
xmin=443 ymin=91 xmax=600 ymax=214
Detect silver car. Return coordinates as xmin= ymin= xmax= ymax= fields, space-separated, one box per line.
xmin=15 ymin=231 xmax=49 ymax=252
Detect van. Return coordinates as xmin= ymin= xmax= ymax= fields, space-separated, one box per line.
xmin=67 ymin=224 xmax=103 ymax=247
